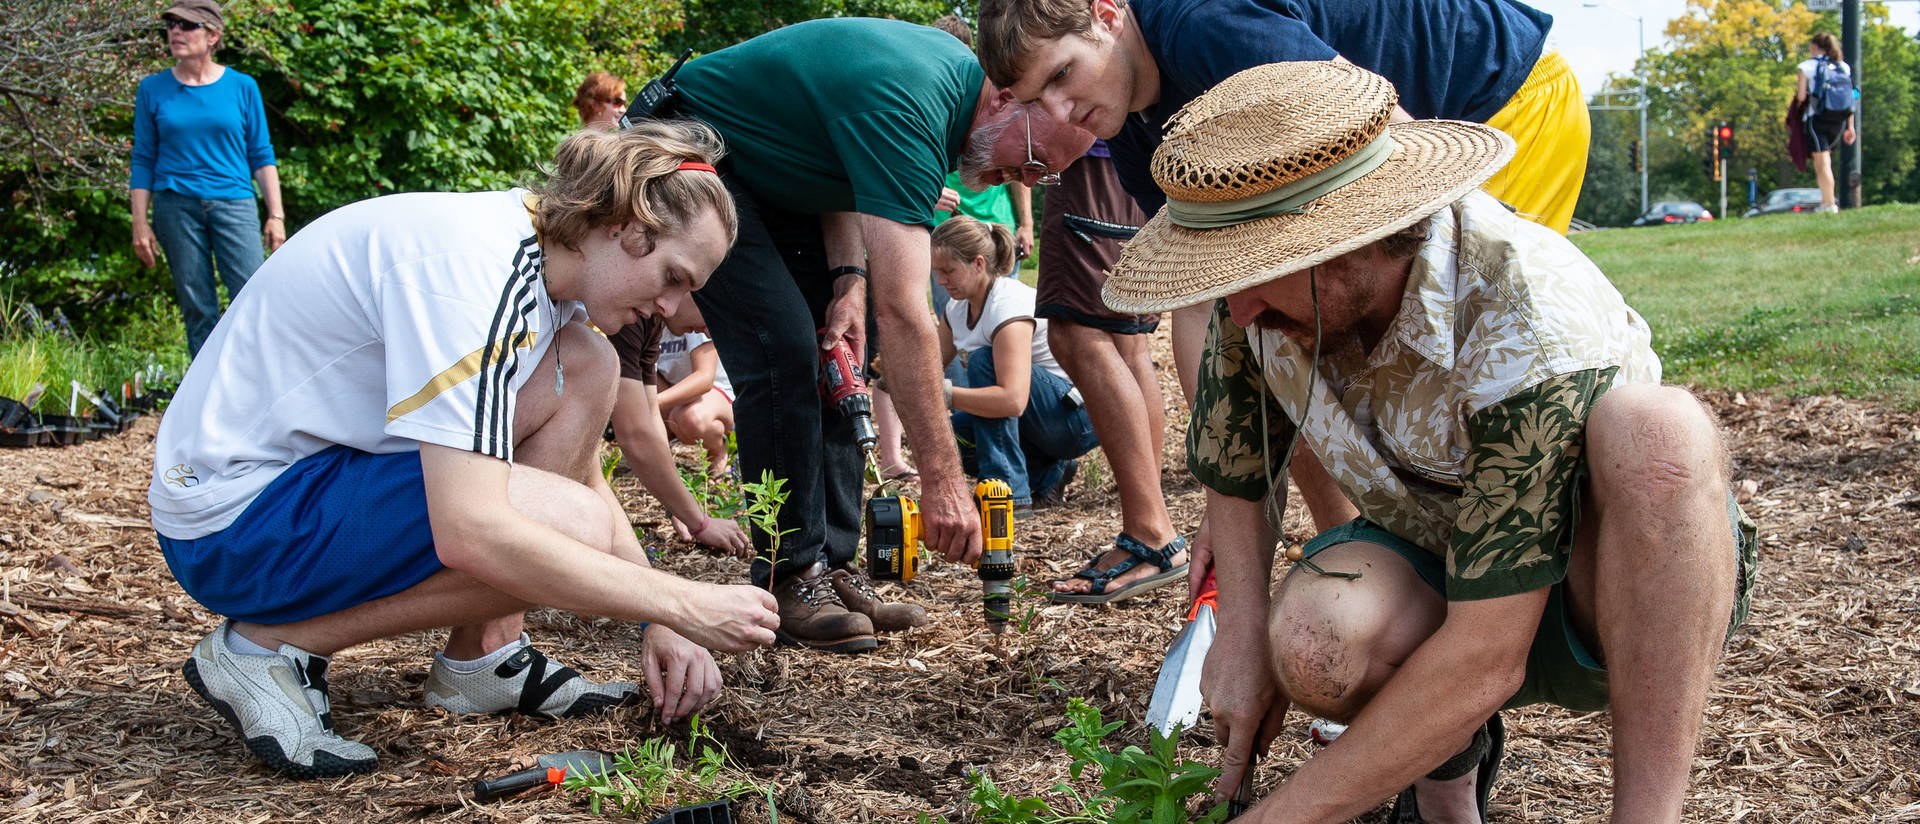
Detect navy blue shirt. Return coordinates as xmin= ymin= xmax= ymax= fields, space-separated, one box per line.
xmin=1111 ymin=0 xmax=1551 ymax=213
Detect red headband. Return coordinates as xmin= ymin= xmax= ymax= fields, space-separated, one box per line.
xmin=676 ymin=161 xmax=717 ymax=173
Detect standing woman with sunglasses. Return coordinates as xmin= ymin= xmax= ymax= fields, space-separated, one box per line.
xmin=130 ymin=0 xmax=285 ymax=357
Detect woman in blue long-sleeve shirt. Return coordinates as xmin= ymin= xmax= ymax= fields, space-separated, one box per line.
xmin=130 ymin=0 xmax=285 ymax=357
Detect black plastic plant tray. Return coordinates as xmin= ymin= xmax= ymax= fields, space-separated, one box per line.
xmin=0 ymin=427 xmax=47 ymax=448
xmin=645 ymin=799 xmax=735 ymax=824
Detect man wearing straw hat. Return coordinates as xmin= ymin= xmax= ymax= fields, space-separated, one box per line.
xmin=1104 ymin=62 xmax=1755 ymax=824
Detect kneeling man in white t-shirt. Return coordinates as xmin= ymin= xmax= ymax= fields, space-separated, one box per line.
xmin=148 ymin=122 xmax=780 ymax=778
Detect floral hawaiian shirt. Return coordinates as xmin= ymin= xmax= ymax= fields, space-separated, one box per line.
xmin=1188 ymin=193 xmax=1669 ymax=601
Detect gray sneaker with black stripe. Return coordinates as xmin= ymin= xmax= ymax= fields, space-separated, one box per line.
xmin=422 ymin=634 xmax=637 ymax=718
xmin=182 ymin=621 xmax=378 ymax=779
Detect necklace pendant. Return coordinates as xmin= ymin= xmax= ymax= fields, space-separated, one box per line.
xmin=554 ymin=362 xmax=565 ymax=396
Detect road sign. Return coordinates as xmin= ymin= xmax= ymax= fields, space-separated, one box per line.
xmin=1807 ymin=0 xmax=1839 ymax=11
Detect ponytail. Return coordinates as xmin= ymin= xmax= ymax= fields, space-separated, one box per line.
xmin=930 ymin=215 xmax=1017 ymax=277
xmin=1811 ymin=32 xmax=1844 ymax=64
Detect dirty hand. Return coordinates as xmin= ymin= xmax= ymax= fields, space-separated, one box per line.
xmin=688 ymin=514 xmax=751 ymax=558
xmin=820 ymin=274 xmax=868 ymax=364
xmin=935 ymin=187 xmax=961 ymax=214
xmin=640 ymin=624 xmax=723 ymax=722
xmin=132 ymin=222 xmax=158 ymax=269
xmin=1187 ymin=516 xmax=1214 ymax=603
xmin=919 ymin=471 xmax=982 ymax=565
xmin=672 ymin=582 xmax=780 ymax=653
xmin=1202 ymin=626 xmax=1288 ymax=804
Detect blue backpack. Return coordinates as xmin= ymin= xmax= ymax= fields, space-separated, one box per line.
xmin=1813 ymin=57 xmax=1854 ymax=115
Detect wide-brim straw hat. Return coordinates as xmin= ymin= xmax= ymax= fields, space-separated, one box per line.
xmin=1103 ymin=61 xmax=1516 ymax=313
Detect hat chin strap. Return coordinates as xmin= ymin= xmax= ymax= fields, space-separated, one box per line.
xmin=1166 ymin=134 xmax=1397 ymax=229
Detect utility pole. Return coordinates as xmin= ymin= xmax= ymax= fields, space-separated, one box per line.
xmin=1584 ymin=2 xmax=1648 ymax=215
xmin=1841 ymin=0 xmax=1863 ymax=208
xmin=1719 ymin=159 xmax=1728 ymax=219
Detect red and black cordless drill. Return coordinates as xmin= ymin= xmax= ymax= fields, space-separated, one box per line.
xmin=818 ymin=333 xmax=878 ymax=452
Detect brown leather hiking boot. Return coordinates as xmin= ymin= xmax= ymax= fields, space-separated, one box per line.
xmin=773 ymin=563 xmax=876 ymax=653
xmin=829 ymin=567 xmax=929 ymax=632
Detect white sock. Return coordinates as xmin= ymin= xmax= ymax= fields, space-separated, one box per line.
xmin=225 ymin=624 xmax=281 ymax=657
xmin=436 ymin=637 xmax=526 ymax=674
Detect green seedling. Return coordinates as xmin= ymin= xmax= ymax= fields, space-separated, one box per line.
xmin=602 ymin=444 xmax=623 ymax=485
xmin=965 ymin=699 xmax=1227 ymax=824
xmin=562 ymin=714 xmax=768 ymax=818
xmin=740 ymin=469 xmax=797 ymax=591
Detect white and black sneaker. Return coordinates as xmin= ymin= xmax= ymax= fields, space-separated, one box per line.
xmin=181 ymin=622 xmax=378 ymax=779
xmin=422 ymin=634 xmax=637 ymax=719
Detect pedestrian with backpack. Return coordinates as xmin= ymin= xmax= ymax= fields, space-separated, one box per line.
xmin=1796 ymin=32 xmax=1856 ymax=213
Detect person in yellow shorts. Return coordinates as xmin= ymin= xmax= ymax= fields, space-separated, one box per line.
xmin=974 ymin=0 xmax=1590 ymax=569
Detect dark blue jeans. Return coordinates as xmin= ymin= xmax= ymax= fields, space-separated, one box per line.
xmin=951 ymin=345 xmax=1099 ymax=506
xmin=693 ymin=174 xmax=869 ymax=588
xmin=150 ymin=190 xmax=265 ymax=356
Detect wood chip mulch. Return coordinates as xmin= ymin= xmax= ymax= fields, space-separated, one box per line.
xmin=2 ymin=327 xmax=1916 ymax=823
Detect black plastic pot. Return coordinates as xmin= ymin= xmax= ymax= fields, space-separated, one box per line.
xmin=0 ymin=396 xmax=32 ymax=431
xmin=0 ymin=426 xmax=47 ymax=448
xmin=39 ymin=414 xmax=92 ymax=445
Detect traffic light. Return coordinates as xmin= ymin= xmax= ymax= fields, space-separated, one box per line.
xmin=1718 ymin=124 xmax=1736 ymax=158
xmin=1705 ymin=126 xmax=1722 ymax=181
xmin=1628 ymin=140 xmax=1641 ymax=173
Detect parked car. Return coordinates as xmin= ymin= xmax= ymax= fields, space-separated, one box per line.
xmin=1632 ymin=201 xmax=1714 ymax=226
xmin=1743 ymin=187 xmax=1823 ymax=218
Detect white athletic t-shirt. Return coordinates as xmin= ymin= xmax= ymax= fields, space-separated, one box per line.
xmin=656 ymin=331 xmax=733 ymax=398
xmin=1798 ymin=57 xmax=1851 ymax=82
xmin=942 ymin=279 xmax=1067 ymax=381
xmin=150 ymin=189 xmax=584 ymax=540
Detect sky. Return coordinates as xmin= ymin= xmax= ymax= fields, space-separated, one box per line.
xmin=1520 ymin=0 xmax=1920 ymax=94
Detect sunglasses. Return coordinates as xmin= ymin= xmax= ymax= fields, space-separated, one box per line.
xmin=163 ymin=19 xmax=205 ymax=32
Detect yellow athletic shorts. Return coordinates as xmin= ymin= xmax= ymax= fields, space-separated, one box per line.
xmin=1481 ymin=51 xmax=1589 ymax=235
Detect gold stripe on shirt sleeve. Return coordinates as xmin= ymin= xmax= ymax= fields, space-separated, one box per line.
xmin=387 ymin=331 xmax=536 ymax=423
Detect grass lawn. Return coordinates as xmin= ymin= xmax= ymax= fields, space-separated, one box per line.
xmin=1574 ymin=204 xmax=1920 ymax=406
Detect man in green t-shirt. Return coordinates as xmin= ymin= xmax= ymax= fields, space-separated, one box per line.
xmin=643 ymin=18 xmax=1093 ymax=652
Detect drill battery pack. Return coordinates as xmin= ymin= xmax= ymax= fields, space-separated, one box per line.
xmin=865 ymin=495 xmax=921 ymax=582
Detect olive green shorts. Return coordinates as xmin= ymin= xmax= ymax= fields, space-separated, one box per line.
xmin=1300 ymin=494 xmax=1756 ymax=713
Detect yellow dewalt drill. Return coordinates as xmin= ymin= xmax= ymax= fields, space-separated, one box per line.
xmin=863 ymin=479 xmax=1016 ymax=633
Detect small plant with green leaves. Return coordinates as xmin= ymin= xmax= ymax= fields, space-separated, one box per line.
xmin=966 ymin=699 xmax=1228 ymax=824
xmin=561 ymin=714 xmax=767 ymax=818
xmin=739 ymin=468 xmax=797 ymax=591
xmin=602 ymin=443 xmax=624 ymax=485
xmin=0 ymin=336 xmax=47 ymax=402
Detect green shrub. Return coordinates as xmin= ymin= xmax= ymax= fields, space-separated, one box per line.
xmin=222 ymin=0 xmax=685 ymax=225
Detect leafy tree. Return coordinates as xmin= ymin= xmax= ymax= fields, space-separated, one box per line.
xmin=1641 ymin=0 xmax=1820 ymax=210
xmin=1854 ymin=19 xmax=1920 ymax=204
xmin=0 ymin=0 xmax=155 ymax=210
xmin=220 ymin=0 xmax=685 ymax=224
xmin=1575 ymin=77 xmax=1645 ymax=227
xmin=1638 ymin=0 xmax=1917 ymax=210
xmin=667 ymin=0 xmax=949 ymax=57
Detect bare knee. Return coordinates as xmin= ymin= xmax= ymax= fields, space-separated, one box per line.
xmin=1267 ymin=547 xmax=1444 ymax=720
xmin=1588 ymin=385 xmax=1726 ymax=509
xmin=557 ymin=321 xmax=619 ymax=417
xmin=507 ymin=465 xmax=617 ymax=552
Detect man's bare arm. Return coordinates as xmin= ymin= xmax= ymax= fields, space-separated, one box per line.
xmin=863 ymin=214 xmax=981 ymax=564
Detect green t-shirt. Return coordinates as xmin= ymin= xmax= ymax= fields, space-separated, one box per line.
xmin=675 ymin=18 xmax=986 ymax=228
xmin=932 ymin=171 xmax=1017 ymax=230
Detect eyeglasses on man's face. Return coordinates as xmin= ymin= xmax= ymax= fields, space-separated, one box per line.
xmin=1022 ymin=109 xmax=1063 ymax=187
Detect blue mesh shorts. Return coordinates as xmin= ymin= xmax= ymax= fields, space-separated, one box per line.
xmin=158 ymin=446 xmax=443 ymax=625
